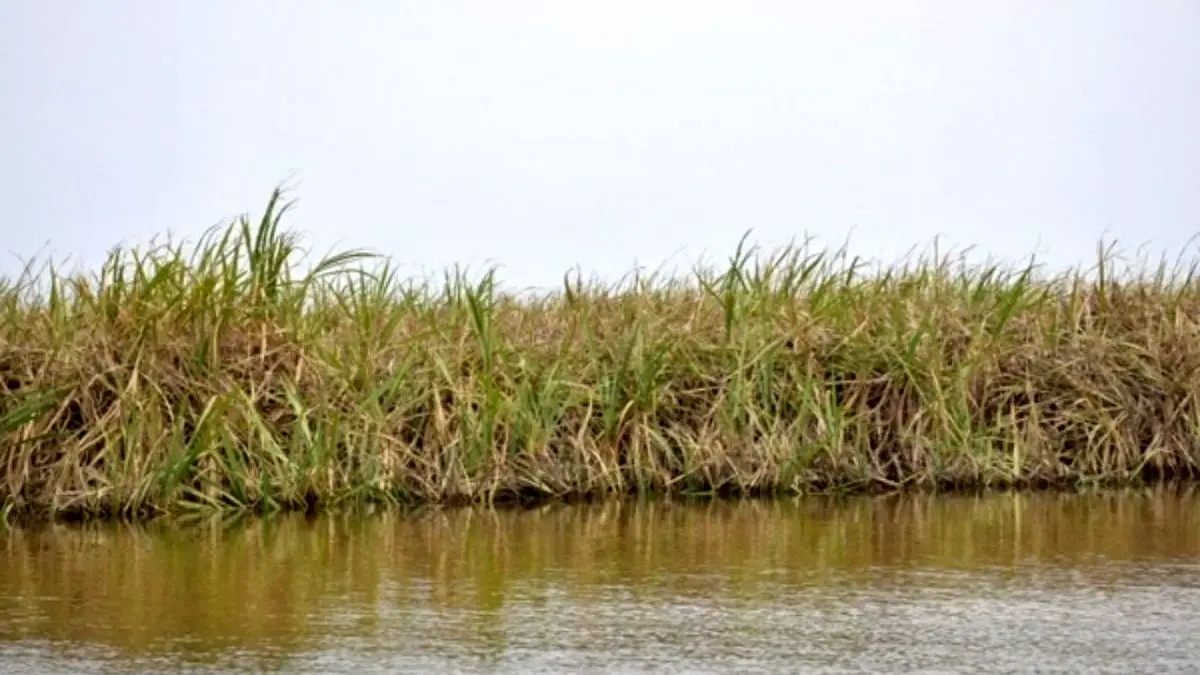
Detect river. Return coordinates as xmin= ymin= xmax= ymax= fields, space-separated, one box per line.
xmin=2 ymin=489 xmax=1198 ymax=673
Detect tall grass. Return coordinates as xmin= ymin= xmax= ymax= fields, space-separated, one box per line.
xmin=2 ymin=189 xmax=1199 ymax=522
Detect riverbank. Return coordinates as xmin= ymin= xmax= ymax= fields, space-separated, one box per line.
xmin=3 ymin=189 xmax=1198 ymax=523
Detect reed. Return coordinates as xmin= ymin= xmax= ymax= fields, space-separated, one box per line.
xmin=2 ymin=189 xmax=1199 ymax=522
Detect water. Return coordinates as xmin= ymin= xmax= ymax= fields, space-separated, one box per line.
xmin=2 ymin=489 xmax=1199 ymax=674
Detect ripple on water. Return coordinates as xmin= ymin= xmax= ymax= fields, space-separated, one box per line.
xmin=2 ymin=490 xmax=1199 ymax=673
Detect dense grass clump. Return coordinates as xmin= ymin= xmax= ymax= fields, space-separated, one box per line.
xmin=2 ymin=190 xmax=1199 ymax=522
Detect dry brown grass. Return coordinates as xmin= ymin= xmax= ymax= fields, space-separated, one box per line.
xmin=2 ymin=189 xmax=1199 ymax=522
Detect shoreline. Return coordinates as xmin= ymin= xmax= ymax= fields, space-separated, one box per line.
xmin=6 ymin=481 xmax=1197 ymax=530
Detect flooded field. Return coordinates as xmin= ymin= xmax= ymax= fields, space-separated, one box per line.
xmin=2 ymin=489 xmax=1199 ymax=673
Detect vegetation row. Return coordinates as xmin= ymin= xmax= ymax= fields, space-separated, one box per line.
xmin=3 ymin=190 xmax=1198 ymax=522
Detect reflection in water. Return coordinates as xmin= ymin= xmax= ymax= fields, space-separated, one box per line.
xmin=2 ymin=488 xmax=1199 ymax=673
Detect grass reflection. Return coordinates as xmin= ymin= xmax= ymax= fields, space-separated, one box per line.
xmin=1 ymin=488 xmax=1197 ymax=660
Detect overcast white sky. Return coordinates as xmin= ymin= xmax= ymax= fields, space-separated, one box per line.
xmin=2 ymin=1 xmax=1198 ymax=290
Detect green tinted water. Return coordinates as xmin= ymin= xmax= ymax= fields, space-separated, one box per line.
xmin=2 ymin=490 xmax=1199 ymax=673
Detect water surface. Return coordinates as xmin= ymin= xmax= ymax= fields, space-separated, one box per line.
xmin=2 ymin=489 xmax=1199 ymax=673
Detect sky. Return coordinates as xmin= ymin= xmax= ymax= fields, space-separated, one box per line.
xmin=2 ymin=1 xmax=1198 ymax=292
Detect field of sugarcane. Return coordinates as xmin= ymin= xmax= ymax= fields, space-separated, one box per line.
xmin=2 ymin=189 xmax=1198 ymax=523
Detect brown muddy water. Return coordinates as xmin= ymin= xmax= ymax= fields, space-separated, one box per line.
xmin=2 ymin=490 xmax=1199 ymax=674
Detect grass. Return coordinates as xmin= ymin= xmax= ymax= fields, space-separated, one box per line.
xmin=2 ymin=188 xmax=1199 ymax=523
